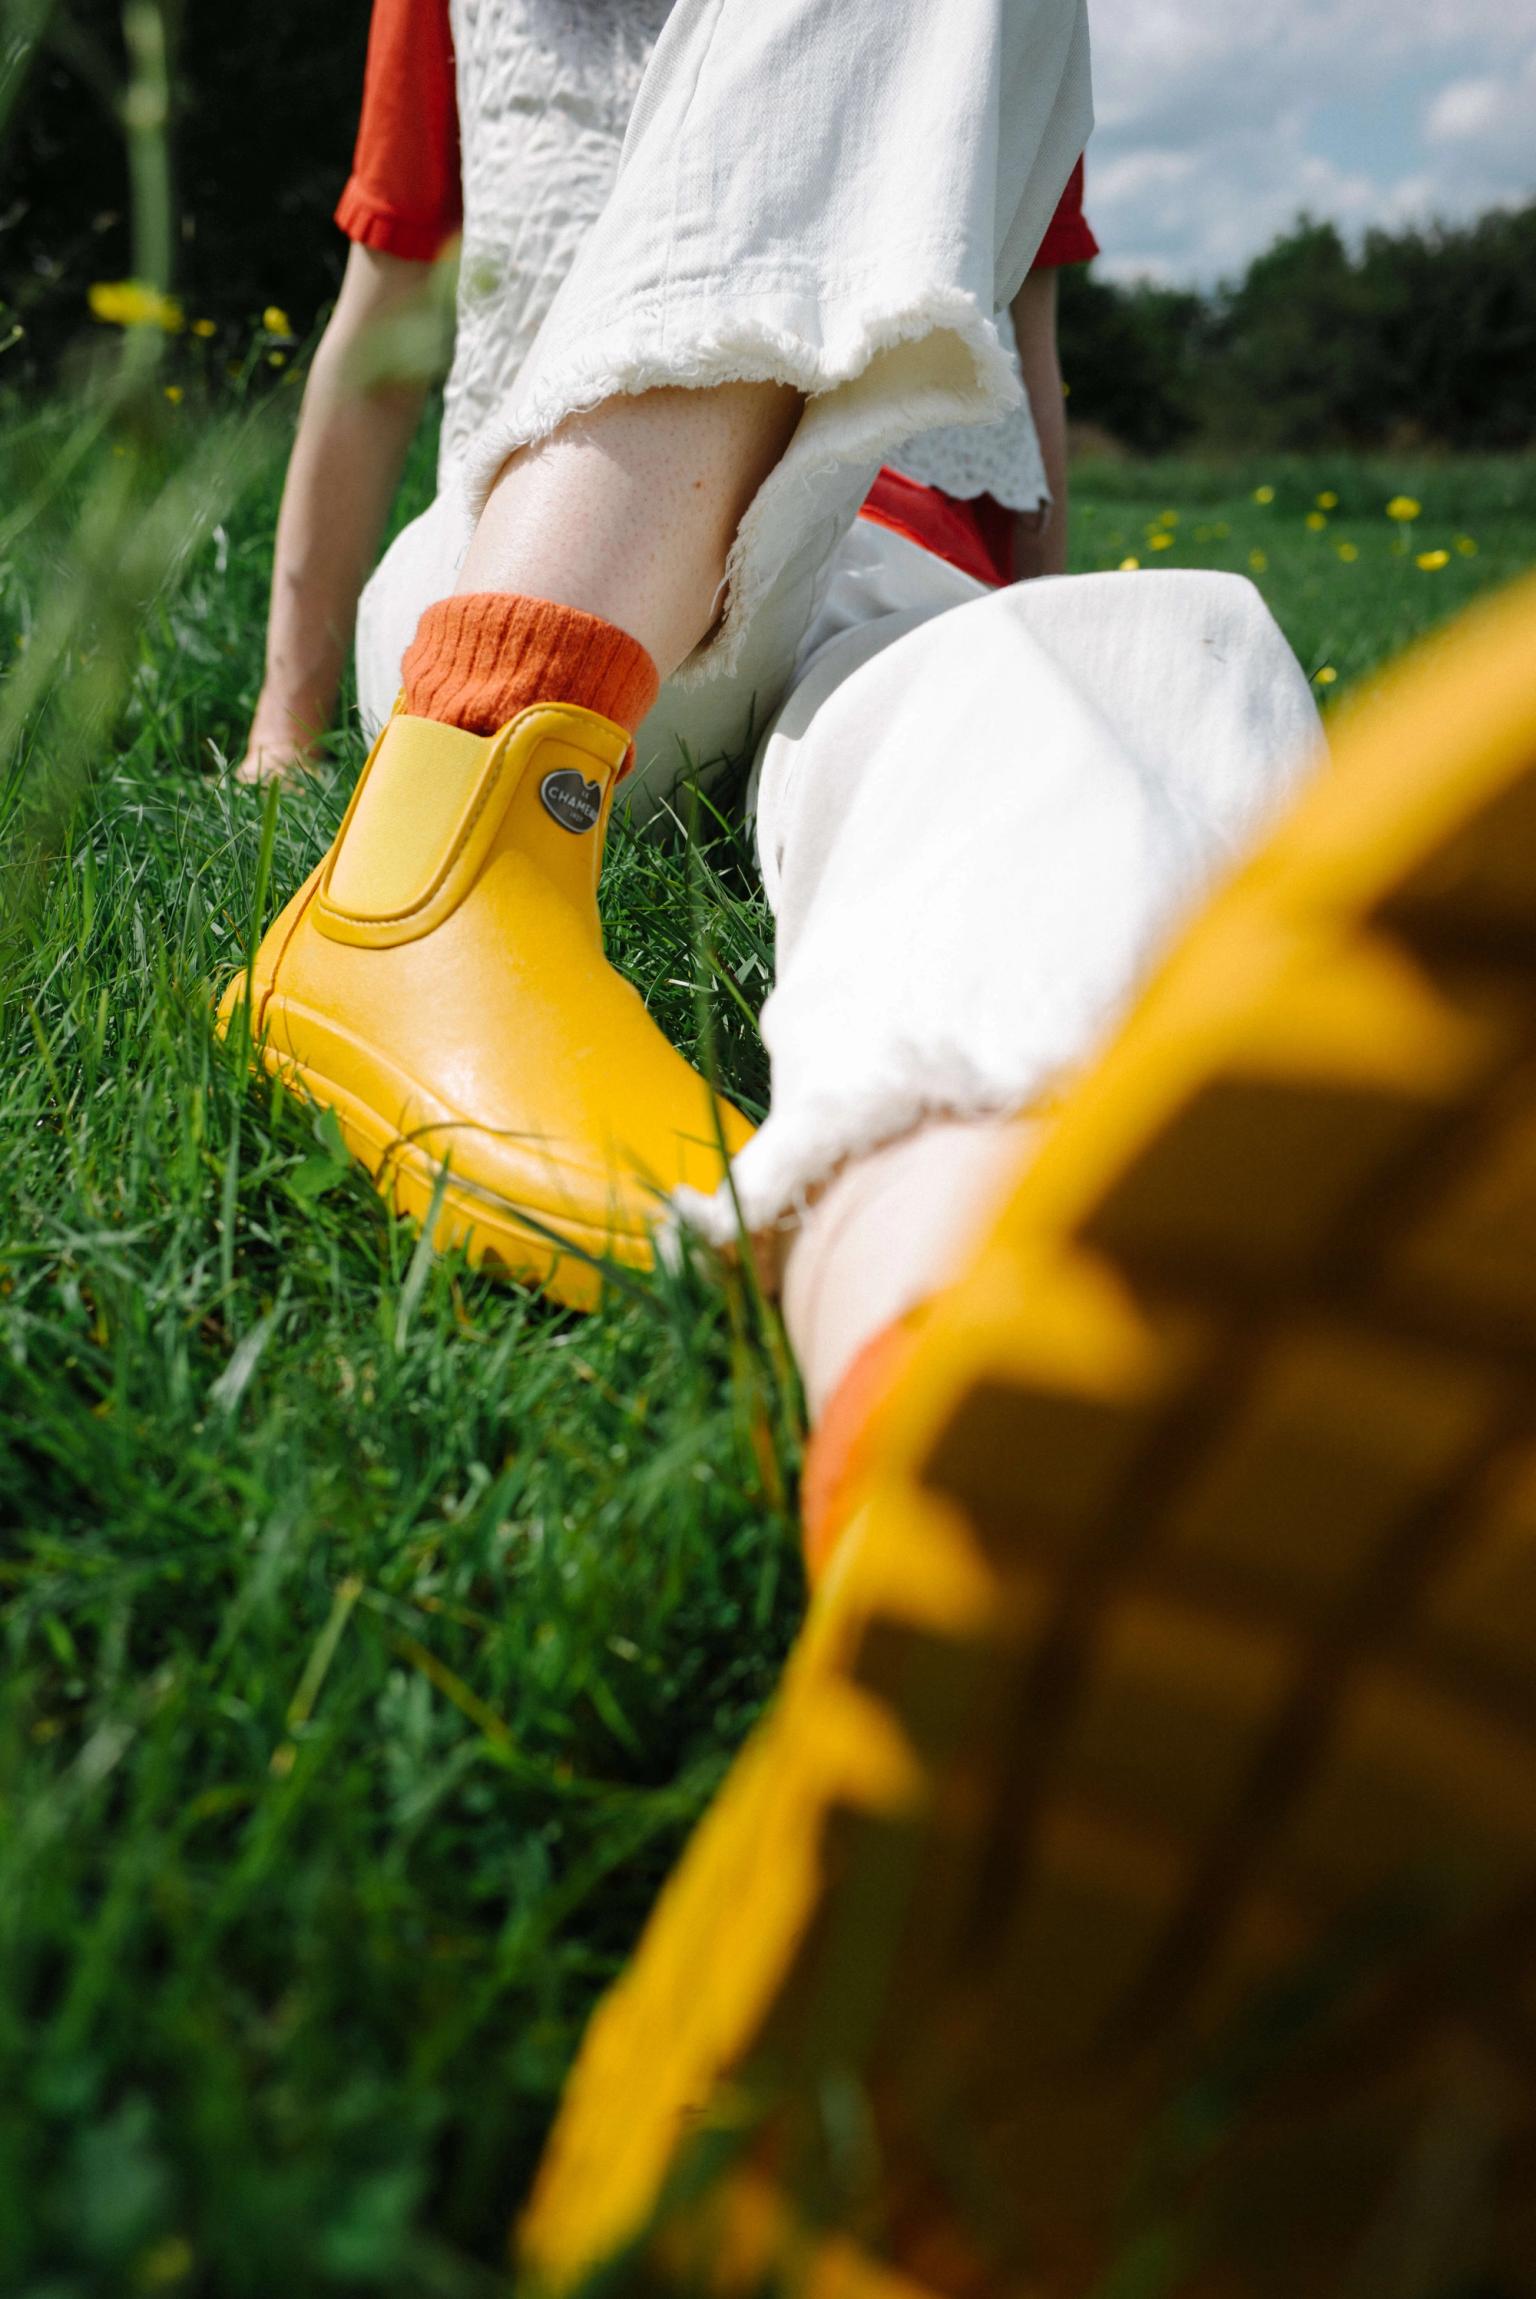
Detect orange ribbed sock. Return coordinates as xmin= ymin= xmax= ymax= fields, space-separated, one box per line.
xmin=799 ymin=1311 xmax=925 ymax=1584
xmin=402 ymin=593 xmax=659 ymax=740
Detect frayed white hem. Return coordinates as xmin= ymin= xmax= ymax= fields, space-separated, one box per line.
xmin=454 ymin=284 xmax=1023 ymax=689
xmin=669 ymin=1070 xmax=1047 ymax=1258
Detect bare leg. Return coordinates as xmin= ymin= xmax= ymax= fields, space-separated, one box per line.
xmin=457 ymin=381 xmax=1022 ymax=1415
xmin=780 ymin=1116 xmax=1032 ymax=1417
xmin=457 ymin=383 xmax=804 ymax=678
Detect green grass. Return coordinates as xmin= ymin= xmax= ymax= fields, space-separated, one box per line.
xmin=1072 ymin=447 xmax=1536 ymax=689
xmin=2 ymin=397 xmax=1533 ymax=2298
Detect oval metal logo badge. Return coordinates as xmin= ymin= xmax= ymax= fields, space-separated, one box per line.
xmin=539 ymin=769 xmax=603 ymax=835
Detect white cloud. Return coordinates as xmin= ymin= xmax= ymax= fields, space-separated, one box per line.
xmin=1427 ymin=80 xmax=1505 ymax=144
xmin=1425 ymin=50 xmax=1536 ymax=183
xmin=1083 ymin=0 xmax=1536 ymax=281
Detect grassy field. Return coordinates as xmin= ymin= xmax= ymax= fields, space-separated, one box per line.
xmin=2 ymin=401 xmax=1533 ymax=2299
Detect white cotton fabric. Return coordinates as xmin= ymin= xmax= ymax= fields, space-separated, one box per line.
xmin=892 ymin=332 xmax=1050 ymax=510
xmin=438 ymin=0 xmax=676 ymax=484
xmin=452 ymin=0 xmax=1091 ymax=685
xmin=675 ymin=566 xmax=1327 ymax=1245
xmin=355 ymin=0 xmax=1090 ymax=754
xmin=439 ymin=0 xmax=1053 ymax=514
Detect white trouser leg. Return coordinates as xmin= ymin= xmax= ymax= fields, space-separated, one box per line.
xmin=677 ymin=568 xmax=1326 ymax=1246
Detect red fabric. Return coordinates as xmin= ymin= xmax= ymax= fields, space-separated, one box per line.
xmin=860 ymin=469 xmax=1015 ymax=590
xmin=1033 ymin=156 xmax=1099 ymax=270
xmin=335 ymin=0 xmax=462 ymax=262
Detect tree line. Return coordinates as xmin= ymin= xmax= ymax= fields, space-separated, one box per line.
xmin=1061 ymin=206 xmax=1536 ymax=454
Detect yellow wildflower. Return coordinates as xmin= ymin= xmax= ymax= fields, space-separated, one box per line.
xmin=191 ymin=318 xmax=217 ymax=339
xmin=1313 ymin=665 xmax=1339 ymax=687
xmin=1211 ymin=521 xmax=1231 ymax=540
xmin=1157 ymin=508 xmax=1179 ymax=526
xmin=1253 ymin=484 xmax=1276 ymax=505
xmin=136 ymin=2235 xmax=194 ymax=2288
xmin=1455 ymin=535 xmax=1479 ymax=557
xmin=88 ymin=279 xmax=184 ymax=332
xmin=163 ymin=383 xmax=184 ymax=405
xmin=1148 ymin=531 xmax=1174 ymax=551
xmin=1386 ymin=495 xmax=1422 ymax=523
xmin=1316 ymin=490 xmax=1339 ymax=510
xmin=1337 ymin=541 xmax=1359 ymax=563
xmin=1249 ymin=548 xmax=1269 ymax=573
xmin=1416 ymin=548 xmax=1450 ymax=571
xmin=267 ymin=350 xmax=288 ymax=368
xmin=262 ymin=305 xmax=293 ymax=336
xmin=1118 ymin=556 xmax=1141 ymax=572
xmin=1305 ymin=511 xmax=1328 ymax=532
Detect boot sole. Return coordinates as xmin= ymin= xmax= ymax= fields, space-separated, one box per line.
xmin=518 ymin=577 xmax=1536 ymax=2296
xmin=252 ymin=1033 xmax=653 ymax=1312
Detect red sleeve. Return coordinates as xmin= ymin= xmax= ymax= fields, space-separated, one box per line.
xmin=1031 ymin=156 xmax=1099 ymax=271
xmin=335 ymin=0 xmax=463 ymax=263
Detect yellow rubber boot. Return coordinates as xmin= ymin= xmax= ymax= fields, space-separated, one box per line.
xmin=519 ymin=576 xmax=1536 ymax=2295
xmin=219 ymin=704 xmax=752 ymax=1308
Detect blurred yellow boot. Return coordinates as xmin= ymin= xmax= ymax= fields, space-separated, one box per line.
xmin=220 ymin=704 xmax=752 ymax=1308
xmin=519 ymin=578 xmax=1536 ymax=2296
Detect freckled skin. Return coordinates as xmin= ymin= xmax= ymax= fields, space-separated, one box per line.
xmin=458 ymin=384 xmax=802 ymax=677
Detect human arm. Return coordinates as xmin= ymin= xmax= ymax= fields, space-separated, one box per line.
xmin=237 ymin=242 xmax=437 ymax=785
xmin=1009 ymin=267 xmax=1069 ymax=580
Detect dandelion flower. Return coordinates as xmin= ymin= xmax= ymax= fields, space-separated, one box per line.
xmin=137 ymin=2238 xmax=195 ymax=2290
xmin=1253 ymin=485 xmax=1276 ymax=505
xmin=1158 ymin=509 xmax=1179 ymax=526
xmin=1455 ymin=536 xmax=1479 ymax=557
xmin=88 ymin=279 xmax=184 ymax=332
xmin=1305 ymin=511 xmax=1328 ymax=532
xmin=1118 ymin=556 xmax=1141 ymax=572
xmin=262 ymin=305 xmax=293 ymax=337
xmin=163 ymin=383 xmax=184 ymax=405
xmin=1212 ymin=521 xmax=1231 ymax=540
xmin=1249 ymin=548 xmax=1269 ymax=573
xmin=1317 ymin=490 xmax=1339 ymax=510
xmin=1386 ymin=495 xmax=1422 ymax=523
xmin=1337 ymin=541 xmax=1359 ymax=563
xmin=1149 ymin=532 xmax=1174 ymax=551
xmin=1416 ymin=548 xmax=1450 ymax=572
xmin=267 ymin=350 xmax=288 ymax=368
xmin=1314 ymin=665 xmax=1339 ymax=687
xmin=191 ymin=318 xmax=217 ymax=339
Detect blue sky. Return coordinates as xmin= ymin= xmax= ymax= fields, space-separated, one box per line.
xmin=1085 ymin=0 xmax=1536 ymax=283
